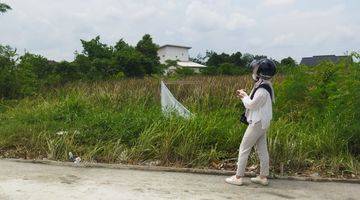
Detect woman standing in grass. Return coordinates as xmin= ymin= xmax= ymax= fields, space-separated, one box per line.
xmin=226 ymin=58 xmax=276 ymax=186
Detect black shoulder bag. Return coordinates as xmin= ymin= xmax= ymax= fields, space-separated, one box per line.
xmin=239 ymin=84 xmax=273 ymax=125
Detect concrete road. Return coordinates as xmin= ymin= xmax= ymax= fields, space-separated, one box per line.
xmin=0 ymin=160 xmax=358 ymax=200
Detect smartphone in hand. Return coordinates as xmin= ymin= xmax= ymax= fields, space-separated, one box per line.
xmin=236 ymin=89 xmax=247 ymax=98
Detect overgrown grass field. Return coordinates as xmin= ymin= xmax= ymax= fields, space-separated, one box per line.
xmin=0 ymin=61 xmax=359 ymax=178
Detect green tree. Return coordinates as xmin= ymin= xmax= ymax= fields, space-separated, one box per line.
xmin=0 ymin=45 xmax=16 ymax=68
xmin=280 ymin=57 xmax=297 ymax=67
xmin=0 ymin=45 xmax=18 ymax=98
xmin=115 ymin=38 xmax=130 ymax=51
xmin=115 ymin=46 xmax=146 ymax=77
xmin=19 ymin=53 xmax=53 ymax=79
xmin=80 ymin=36 xmax=113 ymax=60
xmin=136 ymin=34 xmax=159 ymax=62
xmin=55 ymin=61 xmax=80 ymax=84
xmin=229 ymin=52 xmax=243 ymax=66
xmin=91 ymin=58 xmax=116 ymax=79
xmin=254 ymin=55 xmax=267 ymax=60
xmin=76 ymin=36 xmax=117 ymax=80
xmin=206 ymin=51 xmax=257 ymax=69
xmin=204 ymin=51 xmax=254 ymax=75
xmin=135 ymin=34 xmax=161 ymax=75
xmin=206 ymin=51 xmax=230 ymax=67
xmin=190 ymin=54 xmax=206 ymax=65
xmin=73 ymin=53 xmax=93 ymax=79
xmin=218 ymin=63 xmax=248 ymax=75
xmin=241 ymin=53 xmax=254 ymax=67
xmin=0 ymin=45 xmax=38 ymax=98
xmin=0 ymin=3 xmax=11 ymax=13
xmin=18 ymin=53 xmax=63 ymax=87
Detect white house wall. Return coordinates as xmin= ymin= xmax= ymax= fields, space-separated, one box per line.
xmin=158 ymin=46 xmax=189 ymax=64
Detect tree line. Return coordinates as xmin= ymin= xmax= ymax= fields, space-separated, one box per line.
xmin=0 ymin=34 xmax=163 ymax=98
xmin=195 ymin=52 xmax=296 ymax=76
xmin=0 ymin=34 xmax=298 ymax=99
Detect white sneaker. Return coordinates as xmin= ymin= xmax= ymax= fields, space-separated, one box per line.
xmin=225 ymin=175 xmax=244 ymax=186
xmin=250 ymin=176 xmax=269 ymax=186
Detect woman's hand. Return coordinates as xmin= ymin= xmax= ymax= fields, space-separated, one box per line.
xmin=236 ymin=89 xmax=248 ymax=99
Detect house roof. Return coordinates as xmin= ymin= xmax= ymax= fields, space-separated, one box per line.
xmin=159 ymin=44 xmax=192 ymax=49
xmin=300 ymin=55 xmax=350 ymax=66
xmin=177 ymin=61 xmax=207 ymax=68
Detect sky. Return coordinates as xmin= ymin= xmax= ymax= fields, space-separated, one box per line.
xmin=1 ymin=0 xmax=359 ymax=62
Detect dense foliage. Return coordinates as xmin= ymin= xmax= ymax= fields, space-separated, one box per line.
xmin=199 ymin=51 xmax=259 ymax=75
xmin=0 ymin=35 xmax=164 ymax=99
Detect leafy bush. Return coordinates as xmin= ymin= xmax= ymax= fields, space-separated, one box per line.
xmin=0 ymin=45 xmax=39 ymax=99
xmin=175 ymin=67 xmax=195 ymax=76
xmin=273 ymin=60 xmax=360 ymax=168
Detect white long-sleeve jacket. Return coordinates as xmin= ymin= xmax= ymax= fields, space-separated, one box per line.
xmin=242 ymin=81 xmax=273 ymax=129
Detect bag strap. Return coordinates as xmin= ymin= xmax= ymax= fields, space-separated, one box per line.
xmin=250 ymin=84 xmax=273 ymax=101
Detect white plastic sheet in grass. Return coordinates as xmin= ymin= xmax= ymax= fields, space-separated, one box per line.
xmin=161 ymin=81 xmax=192 ymax=119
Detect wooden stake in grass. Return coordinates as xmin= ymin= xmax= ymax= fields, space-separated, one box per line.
xmin=280 ymin=162 xmax=284 ymax=176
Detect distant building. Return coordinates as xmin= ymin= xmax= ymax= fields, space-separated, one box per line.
xmin=300 ymin=55 xmax=351 ymax=66
xmin=157 ymin=44 xmax=207 ymax=74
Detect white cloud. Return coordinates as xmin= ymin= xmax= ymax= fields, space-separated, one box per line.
xmin=263 ymin=0 xmax=296 ymax=6
xmin=271 ymin=33 xmax=295 ymax=46
xmin=0 ymin=0 xmax=358 ymax=62
xmin=226 ymin=13 xmax=256 ymax=30
xmin=185 ymin=1 xmax=223 ymax=32
xmin=257 ymin=3 xmax=360 ymax=60
xmin=184 ymin=1 xmax=255 ymax=32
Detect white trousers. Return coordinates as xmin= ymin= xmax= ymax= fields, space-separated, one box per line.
xmin=236 ymin=122 xmax=269 ymax=177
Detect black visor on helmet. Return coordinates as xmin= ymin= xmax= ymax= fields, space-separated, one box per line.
xmin=251 ymin=58 xmax=276 ymax=79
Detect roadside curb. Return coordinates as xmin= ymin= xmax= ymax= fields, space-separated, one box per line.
xmin=3 ymin=158 xmax=359 ymax=184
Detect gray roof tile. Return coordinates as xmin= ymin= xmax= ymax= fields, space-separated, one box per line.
xmin=300 ymin=55 xmax=351 ymax=66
